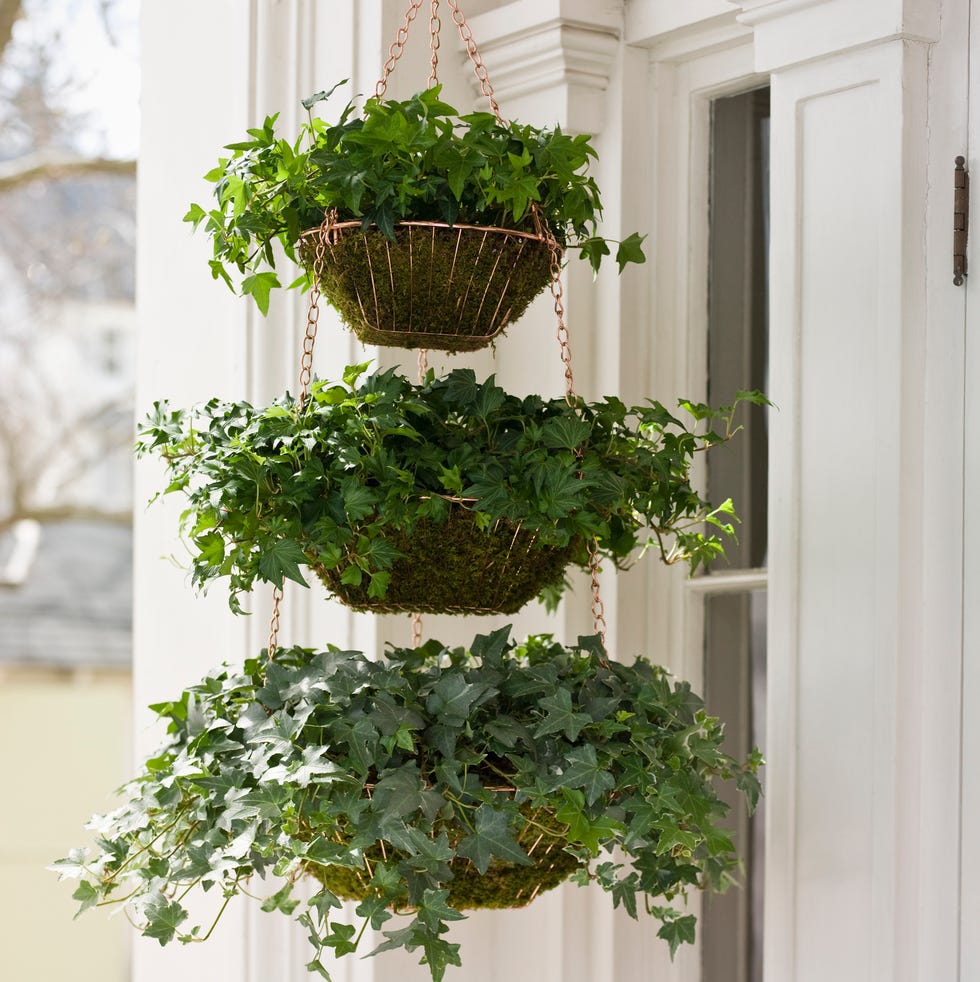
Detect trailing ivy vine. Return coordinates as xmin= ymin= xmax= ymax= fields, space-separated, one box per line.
xmin=53 ymin=628 xmax=761 ymax=980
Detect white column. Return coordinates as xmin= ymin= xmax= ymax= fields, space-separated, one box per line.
xmin=750 ymin=3 xmax=963 ymax=982
xmin=136 ymin=4 xmax=381 ymax=981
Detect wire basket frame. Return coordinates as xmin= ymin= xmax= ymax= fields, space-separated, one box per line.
xmin=307 ymin=807 xmax=580 ymax=910
xmin=310 ymin=503 xmax=576 ymax=616
xmin=299 ymin=221 xmax=553 ymax=353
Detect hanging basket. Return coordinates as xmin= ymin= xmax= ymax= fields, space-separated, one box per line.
xmin=299 ymin=221 xmax=553 ymax=353
xmin=311 ymin=505 xmax=575 ymax=615
xmin=307 ymin=800 xmax=581 ymax=911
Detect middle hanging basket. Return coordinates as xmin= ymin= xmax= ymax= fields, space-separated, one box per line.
xmin=310 ymin=504 xmax=576 ymax=615
xmin=299 ymin=221 xmax=553 ymax=352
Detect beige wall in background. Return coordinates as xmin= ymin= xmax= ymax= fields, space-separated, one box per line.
xmin=0 ymin=670 xmax=131 ymax=982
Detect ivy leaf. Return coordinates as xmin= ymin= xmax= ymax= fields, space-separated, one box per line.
xmin=426 ymin=672 xmax=490 ymax=723
xmin=301 ymin=80 xmax=348 ymax=110
xmin=456 ymin=804 xmax=530 ymax=874
xmin=257 ymin=538 xmax=310 ymax=587
xmin=241 ymin=271 xmax=280 ymax=316
xmin=143 ymin=895 xmax=189 ymax=946
xmin=417 ymin=888 xmax=466 ymax=933
xmin=579 ymin=235 xmax=610 ymax=273
xmin=534 ymin=688 xmax=592 ymax=741
xmin=71 ymin=881 xmax=99 ymax=918
xmin=322 ymin=922 xmax=358 ymax=955
xmin=260 ymin=883 xmax=300 ymax=915
xmin=615 ymin=232 xmax=647 ymax=271
xmin=657 ymin=913 xmax=696 ymax=958
xmin=540 ymin=416 xmax=591 ymax=450
xmin=419 ymin=931 xmax=462 ymax=982
xmin=560 ymin=745 xmax=616 ymax=805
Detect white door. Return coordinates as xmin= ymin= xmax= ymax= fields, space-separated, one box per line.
xmin=961 ymin=4 xmax=980 ymax=976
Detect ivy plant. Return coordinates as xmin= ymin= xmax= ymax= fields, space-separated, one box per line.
xmin=136 ymin=364 xmax=766 ymax=614
xmin=53 ymin=628 xmax=762 ymax=980
xmin=184 ymin=84 xmax=646 ymax=313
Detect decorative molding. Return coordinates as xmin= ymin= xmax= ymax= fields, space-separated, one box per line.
xmin=727 ymin=0 xmax=940 ymax=72
xmin=466 ymin=1 xmax=623 ymax=132
xmin=728 ymin=0 xmax=831 ymax=26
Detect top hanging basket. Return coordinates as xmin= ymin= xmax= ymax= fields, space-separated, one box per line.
xmin=299 ymin=220 xmax=552 ymax=352
xmin=186 ymin=87 xmax=646 ymax=333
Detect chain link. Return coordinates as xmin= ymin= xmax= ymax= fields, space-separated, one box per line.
xmin=412 ymin=612 xmax=423 ymax=648
xmin=587 ymin=539 xmax=608 ymax=655
xmin=268 ymin=216 xmax=331 ymax=666
xmin=299 ymin=214 xmax=332 ymax=408
xmin=446 ymin=0 xmax=504 ymax=122
xmin=374 ymin=0 xmax=504 ymax=120
xmin=529 ymin=205 xmax=575 ymax=404
xmin=428 ymin=0 xmax=441 ymax=87
xmin=376 ymin=0 xmax=426 ymax=100
xmin=268 ymin=585 xmax=283 ymax=660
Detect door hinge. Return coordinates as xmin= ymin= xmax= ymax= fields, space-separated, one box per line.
xmin=955 ymin=155 xmax=969 ymax=286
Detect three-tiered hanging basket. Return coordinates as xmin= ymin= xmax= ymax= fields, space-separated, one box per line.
xmin=55 ymin=4 xmax=762 ymax=981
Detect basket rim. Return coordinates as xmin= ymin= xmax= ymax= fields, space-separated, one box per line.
xmin=299 ymin=218 xmax=553 ymax=246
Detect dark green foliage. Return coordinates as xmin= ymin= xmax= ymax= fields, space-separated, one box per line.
xmin=53 ymin=628 xmax=762 ymax=979
xmin=185 ymin=85 xmax=646 ymax=315
xmin=299 ymin=223 xmax=553 ymax=352
xmin=136 ymin=364 xmax=765 ymax=614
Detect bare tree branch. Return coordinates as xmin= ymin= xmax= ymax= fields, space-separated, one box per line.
xmin=0 ymin=0 xmax=23 ymax=63
xmin=0 ymin=150 xmax=136 ymax=192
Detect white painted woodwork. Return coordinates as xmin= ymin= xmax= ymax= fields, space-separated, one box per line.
xmin=960 ymin=3 xmax=980 ymax=977
xmin=134 ymin=1 xmax=974 ymax=980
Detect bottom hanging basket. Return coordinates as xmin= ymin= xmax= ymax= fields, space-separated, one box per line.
xmin=300 ymin=221 xmax=553 ymax=353
xmin=308 ymin=803 xmax=581 ymax=911
xmin=312 ymin=506 xmax=576 ymax=615
xmin=58 ymin=630 xmax=761 ymax=978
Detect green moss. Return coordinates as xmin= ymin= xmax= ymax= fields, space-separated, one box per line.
xmin=301 ymin=224 xmax=553 ymax=353
xmin=306 ymin=808 xmax=580 ymax=911
xmin=313 ymin=510 xmax=575 ymax=614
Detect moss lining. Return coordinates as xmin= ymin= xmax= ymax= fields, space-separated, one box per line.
xmin=305 ymin=807 xmax=581 ymax=911
xmin=301 ymin=223 xmax=553 ymax=353
xmin=313 ymin=510 xmax=575 ymax=615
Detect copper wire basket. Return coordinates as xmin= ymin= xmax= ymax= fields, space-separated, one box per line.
xmin=311 ymin=505 xmax=576 ymax=615
xmin=305 ymin=794 xmax=581 ymax=910
xmin=300 ymin=220 xmax=553 ymax=353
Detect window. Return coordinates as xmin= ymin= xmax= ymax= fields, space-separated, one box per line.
xmin=696 ymin=86 xmax=770 ymax=982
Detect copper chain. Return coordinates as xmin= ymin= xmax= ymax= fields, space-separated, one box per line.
xmin=376 ymin=0 xmax=425 ymax=100
xmin=587 ymin=539 xmax=608 ymax=651
xmin=268 ymin=585 xmax=283 ymax=659
xmin=299 ymin=215 xmax=331 ymax=409
xmin=409 ymin=345 xmax=430 ymax=647
xmin=267 ymin=217 xmax=332 ymax=661
xmin=333 ymin=3 xmax=600 ymax=654
xmin=547 ymin=238 xmax=575 ymax=405
xmin=375 ymin=0 xmax=503 ymax=119
xmin=428 ymin=0 xmax=441 ymax=87
xmin=446 ymin=0 xmax=504 ymax=122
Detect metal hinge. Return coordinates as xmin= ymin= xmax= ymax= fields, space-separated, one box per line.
xmin=955 ymin=155 xmax=969 ymax=286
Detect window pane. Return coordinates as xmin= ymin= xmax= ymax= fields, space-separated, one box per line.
xmin=700 ymin=86 xmax=770 ymax=982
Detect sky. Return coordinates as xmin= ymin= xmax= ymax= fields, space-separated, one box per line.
xmin=7 ymin=0 xmax=140 ymax=158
